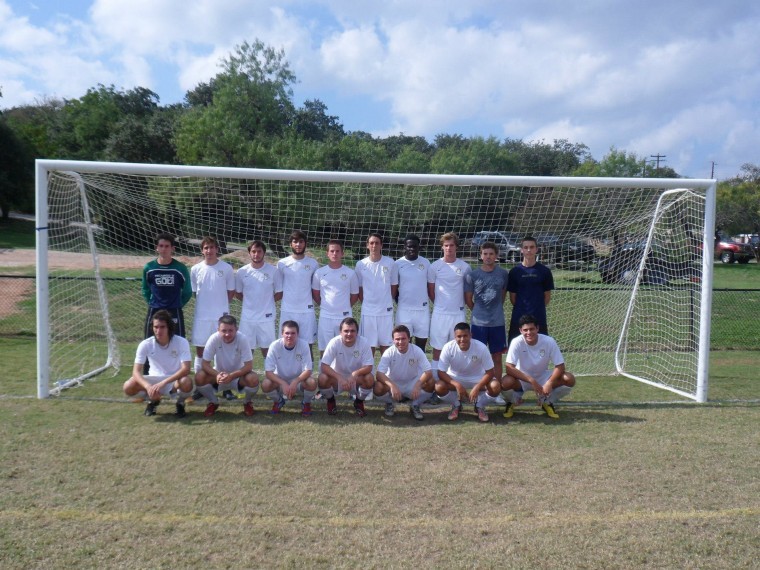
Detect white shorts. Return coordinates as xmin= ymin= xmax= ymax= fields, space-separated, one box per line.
xmin=359 ymin=314 xmax=394 ymax=348
xmin=317 ymin=315 xmax=344 ymax=351
xmin=518 ymin=370 xmax=552 ymax=392
xmin=279 ymin=311 xmax=317 ymax=345
xmin=429 ymin=311 xmax=466 ymax=350
xmin=191 ymin=318 xmax=219 ymax=347
xmin=239 ymin=320 xmax=276 ymax=349
xmin=448 ymin=375 xmax=483 ymax=390
xmin=395 ymin=308 xmax=430 ymax=339
xmin=143 ymin=375 xmax=176 ymax=396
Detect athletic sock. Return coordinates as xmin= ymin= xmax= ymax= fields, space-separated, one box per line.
xmin=176 ymin=390 xmax=191 ymax=404
xmin=320 ymin=387 xmax=335 ymax=400
xmin=357 ymin=386 xmax=373 ymax=400
xmin=197 ymin=383 xmax=218 ymax=404
xmin=243 ymin=385 xmax=258 ymax=402
xmin=412 ymin=389 xmax=434 ymax=406
xmin=302 ymin=389 xmax=316 ymax=404
xmin=265 ymin=389 xmax=281 ymax=403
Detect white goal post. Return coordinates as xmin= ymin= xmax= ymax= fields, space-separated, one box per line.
xmin=35 ymin=159 xmax=716 ymax=402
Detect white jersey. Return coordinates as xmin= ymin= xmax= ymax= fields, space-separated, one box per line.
xmin=265 ymin=337 xmax=314 ymax=380
xmin=277 ymin=255 xmax=319 ymax=313
xmin=377 ymin=344 xmax=431 ymax=389
xmin=236 ymin=263 xmax=282 ymax=323
xmin=395 ymin=255 xmax=431 ymax=310
xmin=428 ymin=258 xmax=471 ymax=314
xmin=356 ymin=255 xmax=398 ymax=316
xmin=321 ymin=335 xmax=374 ymax=376
xmin=312 ymin=265 xmax=359 ymax=318
xmin=506 ymin=334 xmax=564 ymax=378
xmin=190 ymin=259 xmax=235 ymax=320
xmin=135 ymin=335 xmax=191 ymax=376
xmin=202 ymin=331 xmax=253 ymax=372
xmin=439 ymin=337 xmax=493 ymax=381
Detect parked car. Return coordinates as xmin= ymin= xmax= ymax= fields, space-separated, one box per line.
xmin=463 ymin=231 xmax=521 ymax=263
xmin=534 ymin=234 xmax=596 ymax=268
xmin=715 ymin=235 xmax=754 ymax=264
xmin=598 ymin=241 xmax=699 ymax=285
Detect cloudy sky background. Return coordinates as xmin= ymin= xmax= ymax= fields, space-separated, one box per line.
xmin=1 ymin=0 xmax=758 ymax=179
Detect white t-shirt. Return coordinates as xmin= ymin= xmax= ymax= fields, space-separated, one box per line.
xmin=265 ymin=337 xmax=314 ymax=380
xmin=439 ymin=337 xmax=493 ymax=381
xmin=428 ymin=258 xmax=471 ymax=314
xmin=312 ymin=265 xmax=359 ymax=318
xmin=201 ymin=330 xmax=253 ymax=372
xmin=321 ymin=335 xmax=374 ymax=376
xmin=356 ymin=255 xmax=398 ymax=316
xmin=505 ymin=334 xmax=565 ymax=378
xmin=377 ymin=344 xmax=431 ymax=389
xmin=236 ymin=263 xmax=282 ymax=322
xmin=191 ymin=260 xmax=235 ymax=320
xmin=277 ymin=255 xmax=319 ymax=313
xmin=135 ymin=335 xmax=191 ymax=376
xmin=395 ymin=255 xmax=431 ymax=310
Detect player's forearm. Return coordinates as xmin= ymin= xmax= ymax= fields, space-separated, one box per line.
xmin=352 ymin=365 xmax=372 ymax=377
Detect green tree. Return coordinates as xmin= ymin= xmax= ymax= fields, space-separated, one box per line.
xmin=0 ymin=118 xmax=34 ymax=218
xmin=291 ymin=99 xmax=344 ymax=141
xmin=716 ymin=163 xmax=760 ymax=235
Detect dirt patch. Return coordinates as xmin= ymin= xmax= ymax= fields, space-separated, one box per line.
xmin=0 ymin=248 xmax=202 ymax=270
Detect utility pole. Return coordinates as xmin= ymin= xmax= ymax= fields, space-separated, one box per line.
xmin=650 ymin=154 xmax=666 ymax=172
xmin=710 ymin=161 xmax=716 ymax=178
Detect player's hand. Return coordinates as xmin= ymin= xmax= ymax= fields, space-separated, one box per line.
xmin=541 ymin=383 xmax=553 ymax=397
xmin=410 ymin=384 xmax=421 ymax=400
xmin=529 ymin=379 xmax=543 ymax=398
xmin=390 ymin=384 xmax=402 ymax=402
xmin=217 ymin=372 xmax=230 ymax=385
xmin=455 ymin=383 xmax=468 ymax=401
xmin=286 ymin=382 xmax=298 ymax=399
xmin=468 ymin=386 xmax=480 ymax=404
xmin=146 ymin=383 xmax=162 ymax=401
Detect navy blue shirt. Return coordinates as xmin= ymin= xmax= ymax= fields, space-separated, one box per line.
xmin=507 ymin=263 xmax=554 ymax=329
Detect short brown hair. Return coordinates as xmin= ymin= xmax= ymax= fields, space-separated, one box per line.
xmin=440 ymin=232 xmax=459 ymax=246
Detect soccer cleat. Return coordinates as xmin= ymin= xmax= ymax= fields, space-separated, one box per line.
xmin=174 ymin=402 xmax=186 ymax=418
xmin=204 ymin=402 xmax=219 ymax=417
xmin=503 ymin=402 xmax=515 ymax=419
xmin=542 ymin=402 xmax=560 ymax=419
xmin=144 ymin=401 xmax=159 ymax=416
xmin=301 ymin=402 xmax=312 ymax=417
xmin=326 ymin=397 xmax=338 ymax=415
xmin=243 ymin=401 xmax=255 ymax=417
xmin=410 ymin=404 xmax=424 ymax=421
xmin=354 ymin=398 xmax=367 ymax=418
xmin=223 ymin=390 xmax=237 ymax=401
xmin=384 ymin=402 xmax=395 ymax=417
xmin=447 ymin=402 xmax=462 ymax=421
xmin=427 ymin=393 xmax=443 ymax=406
xmin=190 ymin=389 xmax=204 ymax=402
xmin=476 ymin=406 xmax=489 ymax=423
xmin=271 ymin=397 xmax=286 ymax=414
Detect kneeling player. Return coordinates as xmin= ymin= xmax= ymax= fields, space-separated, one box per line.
xmin=318 ymin=317 xmax=374 ymax=417
xmin=374 ymin=325 xmax=435 ymax=420
xmin=501 ymin=314 xmax=576 ymax=419
xmin=435 ymin=322 xmax=501 ymax=422
xmin=123 ymin=309 xmax=193 ymax=417
xmin=194 ymin=315 xmax=260 ymax=417
xmin=263 ymin=321 xmax=316 ymax=416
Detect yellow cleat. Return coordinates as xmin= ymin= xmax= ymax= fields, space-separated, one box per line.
xmin=542 ymin=402 xmax=559 ymax=419
xmin=503 ymin=402 xmax=515 ymax=419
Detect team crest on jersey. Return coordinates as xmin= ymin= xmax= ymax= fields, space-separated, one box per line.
xmin=408 ymin=359 xmax=417 ymax=366
xmin=170 ymin=350 xmax=179 ymax=358
xmin=539 ymin=349 xmax=546 ymax=358
xmin=418 ymin=264 xmax=424 ymax=271
xmin=382 ymin=266 xmax=388 ymax=274
xmin=295 ymin=353 xmax=303 ymax=361
xmin=216 ymin=270 xmax=224 ymax=277
xmin=455 ymin=268 xmax=462 ymax=275
xmin=353 ymin=350 xmax=360 ymax=358
xmin=471 ymin=356 xmax=480 ymax=363
xmin=341 ymin=274 xmax=347 ymax=280
xmin=262 ymin=273 xmax=270 ymax=280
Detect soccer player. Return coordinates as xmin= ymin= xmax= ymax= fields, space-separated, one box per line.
xmin=263 ymin=320 xmax=317 ymax=417
xmin=194 ymin=315 xmax=260 ymax=417
xmin=507 ymin=235 xmax=554 ymax=342
xmin=501 ymin=314 xmax=575 ymax=419
xmin=311 ymin=239 xmax=359 ymax=354
xmin=318 ymin=317 xmax=374 ymax=417
xmin=123 ymin=309 xmax=193 ymax=418
xmin=277 ymin=230 xmax=319 ymax=357
xmin=435 ymin=322 xmax=500 ymax=422
xmin=356 ymin=233 xmax=398 ymax=357
xmin=190 ymin=237 xmax=235 ymax=398
xmin=236 ymin=240 xmax=283 ymax=362
xmin=374 ymin=325 xmax=435 ymax=421
xmin=394 ymin=234 xmax=431 ymax=351
xmin=427 ymin=232 xmax=471 ymax=378
xmin=464 ymin=241 xmax=509 ymax=380
xmin=141 ymin=233 xmax=192 ymax=338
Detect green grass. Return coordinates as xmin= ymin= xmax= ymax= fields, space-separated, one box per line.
xmin=0 ymin=218 xmax=35 ymax=249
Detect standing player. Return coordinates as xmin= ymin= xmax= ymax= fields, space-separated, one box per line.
xmin=355 ymin=233 xmax=398 ymax=357
xmin=311 ymin=240 xmax=359 ymax=355
xmin=318 ymin=317 xmax=374 ymax=417
xmin=190 ymin=237 xmax=236 ymax=398
xmin=236 ymin=240 xmax=283 ymax=365
xmin=501 ymin=314 xmax=575 ymax=419
xmin=394 ymin=234 xmax=431 ymax=351
xmin=464 ymin=241 xmax=509 ymax=380
xmin=427 ymin=232 xmax=471 ymax=379
xmin=141 ymin=233 xmax=192 ymax=339
xmin=194 ymin=315 xmax=260 ymax=417
xmin=373 ymin=325 xmax=436 ymax=420
xmin=263 ymin=320 xmax=317 ymax=416
xmin=435 ymin=322 xmax=500 ymax=422
xmin=123 ymin=309 xmax=193 ymax=418
xmin=277 ymin=230 xmax=319 ymax=358
xmin=508 ymin=235 xmax=554 ymax=342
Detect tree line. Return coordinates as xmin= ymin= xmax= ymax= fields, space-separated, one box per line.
xmin=0 ymin=39 xmax=757 ymax=236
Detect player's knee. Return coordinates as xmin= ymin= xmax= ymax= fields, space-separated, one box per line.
xmin=487 ymin=379 xmax=502 ymax=397
xmin=302 ymin=377 xmax=317 ymax=391
xmin=563 ymin=372 xmax=576 ymax=387
xmin=177 ymin=376 xmax=192 ymax=393
xmin=123 ymin=378 xmax=136 ymax=394
xmin=244 ymin=373 xmax=259 ymax=388
xmin=317 ymin=373 xmax=330 ymax=388
xmin=195 ymin=370 xmax=210 ymax=385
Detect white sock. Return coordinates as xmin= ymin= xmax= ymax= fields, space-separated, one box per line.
xmin=302 ymin=389 xmax=316 ymax=404
xmin=197 ymin=383 xmax=218 ymax=404
xmin=412 ymin=389 xmax=434 ymax=406
xmin=265 ymin=389 xmax=281 ymax=402
xmin=357 ymin=386 xmax=373 ymax=401
xmin=321 ymin=387 xmax=335 ymax=400
xmin=441 ymin=390 xmax=459 ymax=405
xmin=176 ymin=390 xmax=191 ymax=404
xmin=243 ymin=385 xmax=258 ymax=402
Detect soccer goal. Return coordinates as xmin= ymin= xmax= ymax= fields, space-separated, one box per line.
xmin=35 ymin=160 xmax=716 ymax=401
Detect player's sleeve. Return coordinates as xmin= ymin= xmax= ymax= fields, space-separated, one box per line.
xmin=463 ymin=271 xmax=474 ymax=293
xmin=544 ymin=266 xmax=555 ymax=291
xmin=549 ymin=337 xmax=565 ymax=366
xmin=507 ymin=267 xmax=518 ymax=293
xmin=272 ymin=264 xmax=283 ymax=294
xmin=349 ymin=269 xmax=359 ymax=295
xmin=237 ymin=334 xmax=253 ymax=363
xmin=180 ymin=263 xmax=193 ymax=306
xmin=201 ymin=334 xmax=217 ymax=362
xmin=225 ymin=264 xmax=235 ymax=292
xmin=360 ymin=340 xmax=375 ymax=367
xmin=505 ymin=337 xmax=520 ymax=366
xmin=311 ymin=269 xmax=321 ymax=291
xmin=190 ymin=264 xmax=199 ymax=293
xmin=321 ymin=337 xmax=337 ymax=365
xmin=427 ymin=261 xmax=437 ymax=284
xmin=235 ymin=269 xmax=244 ymax=294
xmin=134 ymin=338 xmax=150 ymax=365
xmin=415 ymin=346 xmax=432 ymax=374
xmin=438 ymin=342 xmax=452 ymax=371
xmin=264 ymin=342 xmax=278 ymax=372
xmin=377 ymin=349 xmax=392 ymax=375
xmin=141 ymin=263 xmax=152 ymax=304
xmin=177 ymin=336 xmax=192 ymax=362
xmin=390 ymin=260 xmax=399 ymax=286
xmin=300 ymin=341 xmax=314 ymax=372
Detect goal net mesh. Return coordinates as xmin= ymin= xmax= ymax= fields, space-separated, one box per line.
xmin=41 ymin=165 xmax=709 ymax=399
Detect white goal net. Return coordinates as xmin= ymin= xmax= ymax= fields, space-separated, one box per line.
xmin=35 ymin=160 xmax=716 ymax=401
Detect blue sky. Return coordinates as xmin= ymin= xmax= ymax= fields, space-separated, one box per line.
xmin=1 ymin=0 xmax=759 ymax=179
